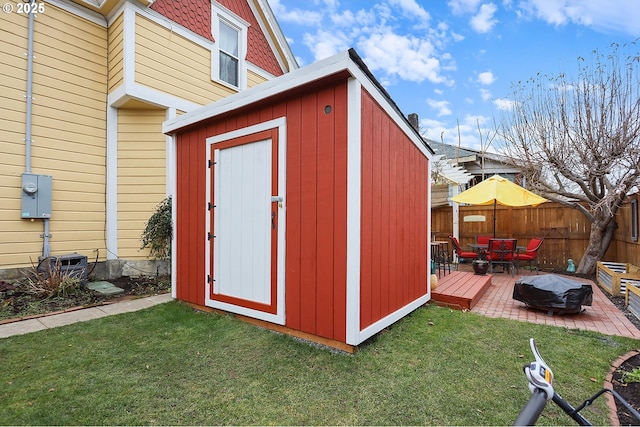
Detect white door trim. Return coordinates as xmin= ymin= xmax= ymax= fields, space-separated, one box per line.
xmin=205 ymin=117 xmax=286 ymax=325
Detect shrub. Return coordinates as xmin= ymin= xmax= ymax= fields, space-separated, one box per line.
xmin=140 ymin=196 xmax=172 ymax=260
xmin=20 ymin=257 xmax=82 ymax=298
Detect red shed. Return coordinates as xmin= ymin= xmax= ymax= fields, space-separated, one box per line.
xmin=163 ymin=49 xmax=434 ymax=351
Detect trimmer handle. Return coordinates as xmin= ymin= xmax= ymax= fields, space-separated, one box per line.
xmin=524 ymin=338 xmax=555 ymax=401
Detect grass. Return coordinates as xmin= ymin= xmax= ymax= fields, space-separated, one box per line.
xmin=0 ymin=302 xmax=638 ymax=425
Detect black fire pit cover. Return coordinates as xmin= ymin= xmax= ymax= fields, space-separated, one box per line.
xmin=513 ymin=274 xmax=593 ymax=314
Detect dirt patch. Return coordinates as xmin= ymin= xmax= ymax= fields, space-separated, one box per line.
xmin=0 ymin=276 xmax=170 ymax=322
xmin=611 ymin=353 xmax=640 ymax=426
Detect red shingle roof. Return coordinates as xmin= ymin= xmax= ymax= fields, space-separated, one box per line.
xmin=151 ymin=0 xmax=213 ymax=42
xmin=150 ymin=0 xmax=285 ymax=76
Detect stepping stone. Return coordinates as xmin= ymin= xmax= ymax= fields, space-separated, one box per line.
xmin=86 ymin=281 xmax=125 ymax=295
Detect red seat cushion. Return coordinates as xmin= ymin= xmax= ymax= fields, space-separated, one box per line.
xmin=458 ymin=251 xmax=478 ymax=258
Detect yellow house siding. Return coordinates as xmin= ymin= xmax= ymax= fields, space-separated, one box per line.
xmin=247 ymin=69 xmax=268 ymax=88
xmin=135 ymin=15 xmax=234 ymax=105
xmin=1 ymin=7 xmax=28 ymax=172
xmin=117 ymin=109 xmax=167 ymax=259
xmin=0 ymin=3 xmax=108 ymax=268
xmin=0 ymin=8 xmax=30 ymax=267
xmin=108 ymin=13 xmax=124 ymax=92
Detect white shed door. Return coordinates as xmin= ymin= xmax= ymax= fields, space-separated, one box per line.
xmin=210 ymin=129 xmax=283 ymax=319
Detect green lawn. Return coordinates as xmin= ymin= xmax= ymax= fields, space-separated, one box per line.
xmin=0 ymin=301 xmax=637 ymax=425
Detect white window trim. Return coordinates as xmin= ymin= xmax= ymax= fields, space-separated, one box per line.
xmin=212 ymin=2 xmax=249 ymax=91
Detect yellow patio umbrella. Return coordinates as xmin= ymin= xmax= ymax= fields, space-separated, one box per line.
xmin=450 ymin=174 xmax=547 ymax=236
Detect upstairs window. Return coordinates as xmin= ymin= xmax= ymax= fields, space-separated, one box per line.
xmin=219 ymin=20 xmax=239 ymax=86
xmin=212 ymin=4 xmax=248 ymax=90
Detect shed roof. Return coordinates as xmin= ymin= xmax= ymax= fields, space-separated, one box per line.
xmin=163 ymin=48 xmax=434 ymax=155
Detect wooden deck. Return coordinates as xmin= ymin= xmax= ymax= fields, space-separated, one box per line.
xmin=431 ymin=271 xmax=492 ymax=310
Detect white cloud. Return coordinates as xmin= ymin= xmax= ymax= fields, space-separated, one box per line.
xmin=518 ymin=0 xmax=640 ymax=36
xmin=330 ymin=9 xmax=356 ymax=27
xmin=303 ymin=30 xmax=350 ymax=61
xmin=477 ymin=70 xmax=496 ymax=85
xmin=451 ymin=31 xmax=465 ymax=42
xmin=420 ymin=115 xmax=493 ymax=152
xmin=358 ymin=30 xmax=454 ymax=85
xmin=320 ymin=0 xmax=339 ymax=9
xmin=275 ymin=1 xmax=458 ymax=86
xmin=470 ymin=3 xmax=498 ymax=33
xmin=267 ymin=0 xmax=323 ymax=26
xmin=389 ymin=0 xmax=431 ymax=22
xmin=462 ymin=114 xmax=490 ymax=127
xmin=330 ymin=8 xmax=377 ymax=28
xmin=479 ymin=88 xmax=492 ymax=101
xmin=493 ymin=97 xmax=517 ymax=110
xmin=448 ymin=0 xmax=483 ymax=15
xmin=427 ymin=98 xmax=453 ymax=116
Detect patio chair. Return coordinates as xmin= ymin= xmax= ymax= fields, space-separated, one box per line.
xmin=486 ymin=238 xmax=517 ymax=276
xmin=476 ymin=235 xmax=492 ymax=246
xmin=449 ymin=235 xmax=479 ymax=268
xmin=513 ymin=237 xmax=544 ymax=274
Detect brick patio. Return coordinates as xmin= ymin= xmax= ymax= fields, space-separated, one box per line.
xmin=444 ymin=264 xmax=640 ymax=339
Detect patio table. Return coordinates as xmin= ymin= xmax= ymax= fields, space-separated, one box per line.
xmin=469 ymin=243 xmax=526 ymax=252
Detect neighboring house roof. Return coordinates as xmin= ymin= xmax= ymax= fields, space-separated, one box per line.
xmin=427 ymin=141 xmax=520 ymax=179
xmin=428 ymin=140 xmax=481 ymax=163
xmin=151 ymin=0 xmax=213 ymax=41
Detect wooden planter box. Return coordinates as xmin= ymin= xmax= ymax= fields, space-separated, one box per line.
xmin=626 ymin=284 xmax=640 ymax=322
xmin=596 ymin=261 xmax=640 ymax=296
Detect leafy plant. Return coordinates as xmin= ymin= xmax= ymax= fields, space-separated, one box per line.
xmin=620 ymin=367 xmax=640 ymax=384
xmin=140 ymin=196 xmax=172 ymax=260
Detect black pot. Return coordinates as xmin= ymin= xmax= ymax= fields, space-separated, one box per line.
xmin=472 ymin=260 xmax=489 ymax=275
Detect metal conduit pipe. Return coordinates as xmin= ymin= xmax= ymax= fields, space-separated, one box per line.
xmin=24 ymin=0 xmax=50 ymax=257
xmin=25 ymin=1 xmax=35 ymax=173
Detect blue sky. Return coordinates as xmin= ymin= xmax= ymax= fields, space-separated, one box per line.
xmin=268 ymin=0 xmax=640 ymax=151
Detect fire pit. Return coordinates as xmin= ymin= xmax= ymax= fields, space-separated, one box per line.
xmin=513 ymin=274 xmax=593 ymax=315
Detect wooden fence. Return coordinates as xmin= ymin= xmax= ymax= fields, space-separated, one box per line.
xmin=431 ymin=195 xmax=640 ymax=270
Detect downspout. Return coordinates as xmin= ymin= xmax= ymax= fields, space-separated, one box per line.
xmin=24 ymin=1 xmax=50 ymax=257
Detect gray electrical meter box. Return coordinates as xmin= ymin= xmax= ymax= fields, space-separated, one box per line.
xmin=21 ymin=173 xmax=52 ymax=219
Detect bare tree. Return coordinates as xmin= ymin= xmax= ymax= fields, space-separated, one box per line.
xmin=499 ymin=41 xmax=640 ymax=274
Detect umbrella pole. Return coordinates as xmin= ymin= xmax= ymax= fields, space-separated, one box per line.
xmin=493 ymin=201 xmax=496 ymax=237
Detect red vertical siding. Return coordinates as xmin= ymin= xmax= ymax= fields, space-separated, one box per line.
xmin=298 ymin=93 xmax=318 ymax=333
xmin=332 ymin=82 xmax=348 ymax=342
xmin=284 ymin=97 xmax=302 ymax=330
xmin=175 ymin=79 xmax=349 ymax=341
xmin=315 ymin=87 xmax=335 ymax=338
xmin=359 ymin=93 xmax=373 ymax=328
xmin=359 ymin=91 xmax=428 ymax=329
xmin=175 ymin=129 xmax=207 ymax=306
xmin=370 ymin=103 xmax=382 ymax=322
